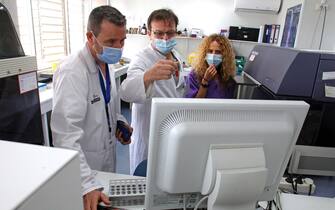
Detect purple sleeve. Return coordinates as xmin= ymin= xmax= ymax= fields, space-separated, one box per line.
xmin=184 ymin=70 xmax=200 ymax=98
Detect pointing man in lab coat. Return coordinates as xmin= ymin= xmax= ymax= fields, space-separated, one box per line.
xmin=119 ymin=9 xmax=185 ymax=174
xmin=51 ymin=6 xmax=132 ymax=210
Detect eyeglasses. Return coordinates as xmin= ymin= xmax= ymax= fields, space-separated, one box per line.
xmin=152 ymin=30 xmax=177 ymax=38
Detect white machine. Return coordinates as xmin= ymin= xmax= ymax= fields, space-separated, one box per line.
xmin=0 ymin=140 xmax=82 ymax=210
xmin=145 ymin=98 xmax=309 ymax=210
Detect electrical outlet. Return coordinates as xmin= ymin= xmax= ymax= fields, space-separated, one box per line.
xmin=279 ymin=177 xmax=316 ymax=194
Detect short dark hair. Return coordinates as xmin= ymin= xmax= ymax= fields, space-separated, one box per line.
xmin=147 ymin=9 xmax=179 ymax=31
xmin=87 ymin=6 xmax=126 ymax=36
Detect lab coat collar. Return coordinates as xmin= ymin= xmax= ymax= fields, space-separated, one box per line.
xmin=80 ymin=42 xmax=99 ymax=74
xmin=149 ymin=43 xmax=165 ymax=59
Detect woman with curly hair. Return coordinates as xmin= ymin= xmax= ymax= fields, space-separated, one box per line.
xmin=185 ymin=34 xmax=236 ymax=98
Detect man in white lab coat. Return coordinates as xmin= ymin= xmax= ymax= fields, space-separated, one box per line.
xmin=51 ymin=6 xmax=132 ymax=210
xmin=119 ymin=9 xmax=185 ymax=174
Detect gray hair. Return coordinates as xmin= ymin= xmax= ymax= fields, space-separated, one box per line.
xmin=87 ymin=6 xmax=126 ymax=36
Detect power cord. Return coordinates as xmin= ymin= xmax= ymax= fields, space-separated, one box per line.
xmin=275 ymin=190 xmax=282 ymax=210
xmin=310 ymin=7 xmax=323 ymax=48
xmin=193 ymin=196 xmax=208 ymax=210
xmin=310 ymin=2 xmax=328 ymax=49
xmin=285 ymin=175 xmax=298 ymax=194
xmin=319 ymin=6 xmax=327 ymax=49
xmin=183 ymin=194 xmax=187 ymax=210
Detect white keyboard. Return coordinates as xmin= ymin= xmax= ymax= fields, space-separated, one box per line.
xmin=108 ymin=178 xmax=146 ymax=207
xmin=109 ymin=178 xmax=146 ymax=197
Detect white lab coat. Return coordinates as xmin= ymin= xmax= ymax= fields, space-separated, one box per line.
xmin=51 ymin=43 xmax=127 ymax=195
xmin=119 ymin=44 xmax=185 ymax=174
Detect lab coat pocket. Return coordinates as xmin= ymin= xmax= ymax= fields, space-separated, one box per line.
xmin=81 ymin=127 xmax=109 ymax=152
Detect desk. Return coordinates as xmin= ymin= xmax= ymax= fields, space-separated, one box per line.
xmin=39 ymin=87 xmax=53 ymax=146
xmin=96 ymin=172 xmax=335 ymax=210
xmin=280 ymin=193 xmax=335 ymax=210
xmin=39 ymin=64 xmax=129 ymax=146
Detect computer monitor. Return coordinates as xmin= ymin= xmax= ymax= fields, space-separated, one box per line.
xmin=145 ymin=98 xmax=309 ymax=210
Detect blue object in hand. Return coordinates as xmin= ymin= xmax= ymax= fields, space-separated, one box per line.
xmin=117 ymin=120 xmax=131 ymax=142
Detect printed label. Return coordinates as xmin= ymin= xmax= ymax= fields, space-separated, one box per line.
xmin=325 ymin=85 xmax=335 ymax=98
xmin=322 ymin=71 xmax=335 ymax=80
xmin=18 ymin=72 xmax=37 ymax=94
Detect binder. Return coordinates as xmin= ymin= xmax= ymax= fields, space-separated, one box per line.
xmin=263 ymin=24 xmax=271 ymax=43
xmin=270 ymin=24 xmax=276 ymax=44
xmin=274 ymin=25 xmax=280 ymax=44
xmin=258 ymin=25 xmax=264 ymax=43
xmin=262 ymin=24 xmax=268 ymax=43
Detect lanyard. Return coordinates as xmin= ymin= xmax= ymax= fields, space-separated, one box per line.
xmin=98 ymin=64 xmax=111 ymax=104
xmin=98 ymin=64 xmax=111 ymax=133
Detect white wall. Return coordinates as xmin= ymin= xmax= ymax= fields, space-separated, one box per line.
xmin=297 ymin=0 xmax=335 ymax=50
xmin=111 ymin=0 xmax=278 ymax=35
xmin=276 ymin=0 xmax=335 ymax=51
xmin=320 ymin=2 xmax=335 ymax=51
xmin=115 ymin=0 xmax=335 ymax=52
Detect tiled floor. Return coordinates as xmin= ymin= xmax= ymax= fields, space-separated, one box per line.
xmin=117 ymin=105 xmax=335 ymax=198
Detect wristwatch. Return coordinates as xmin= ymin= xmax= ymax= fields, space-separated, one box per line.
xmin=201 ymin=78 xmax=209 ymax=88
xmin=201 ymin=82 xmax=209 ymax=88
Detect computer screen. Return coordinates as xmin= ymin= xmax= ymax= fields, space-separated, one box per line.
xmin=145 ymin=98 xmax=309 ymax=210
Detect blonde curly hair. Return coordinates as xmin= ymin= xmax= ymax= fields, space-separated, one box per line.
xmin=194 ymin=34 xmax=235 ymax=85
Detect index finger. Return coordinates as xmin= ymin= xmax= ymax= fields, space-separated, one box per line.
xmin=84 ymin=198 xmax=91 ymax=210
xmin=100 ymin=192 xmax=111 ymax=205
xmin=92 ymin=197 xmax=98 ymax=210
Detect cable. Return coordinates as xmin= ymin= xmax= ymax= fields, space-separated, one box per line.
xmin=193 ymin=196 xmax=208 ymax=210
xmin=276 ymin=190 xmax=282 ymax=210
xmin=292 ymin=180 xmax=298 ymax=194
xmin=183 ymin=194 xmax=187 ymax=210
xmin=310 ymin=7 xmax=322 ymax=48
xmin=319 ymin=6 xmax=327 ymax=50
xmin=287 ymin=174 xmax=297 ymax=194
xmin=308 ymin=184 xmax=312 ymax=196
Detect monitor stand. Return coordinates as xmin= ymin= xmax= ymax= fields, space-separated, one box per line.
xmin=202 ymin=144 xmax=268 ymax=210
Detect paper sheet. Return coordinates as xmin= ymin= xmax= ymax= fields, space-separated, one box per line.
xmin=18 ymin=72 xmax=37 ymax=94
xmin=325 ymin=85 xmax=335 ymax=98
xmin=322 ymin=71 xmax=335 ymax=80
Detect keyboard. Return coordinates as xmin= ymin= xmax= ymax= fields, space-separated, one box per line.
xmin=108 ymin=178 xmax=146 ymax=207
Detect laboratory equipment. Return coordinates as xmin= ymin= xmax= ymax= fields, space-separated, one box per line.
xmin=1 ymin=140 xmax=82 ymax=210
xmin=237 ymin=45 xmax=335 ymax=176
xmin=145 ymin=98 xmax=309 ymax=210
xmin=228 ymin=26 xmax=260 ymax=42
xmin=0 ymin=3 xmax=43 ymax=144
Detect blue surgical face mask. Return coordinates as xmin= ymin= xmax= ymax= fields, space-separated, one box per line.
xmin=97 ymin=46 xmax=122 ymax=64
xmin=153 ymin=38 xmax=177 ymax=54
xmin=206 ymin=53 xmax=223 ymax=67
xmin=92 ymin=33 xmax=122 ymax=64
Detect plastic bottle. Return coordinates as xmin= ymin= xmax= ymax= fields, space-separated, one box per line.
xmin=141 ymin=24 xmax=147 ymax=35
